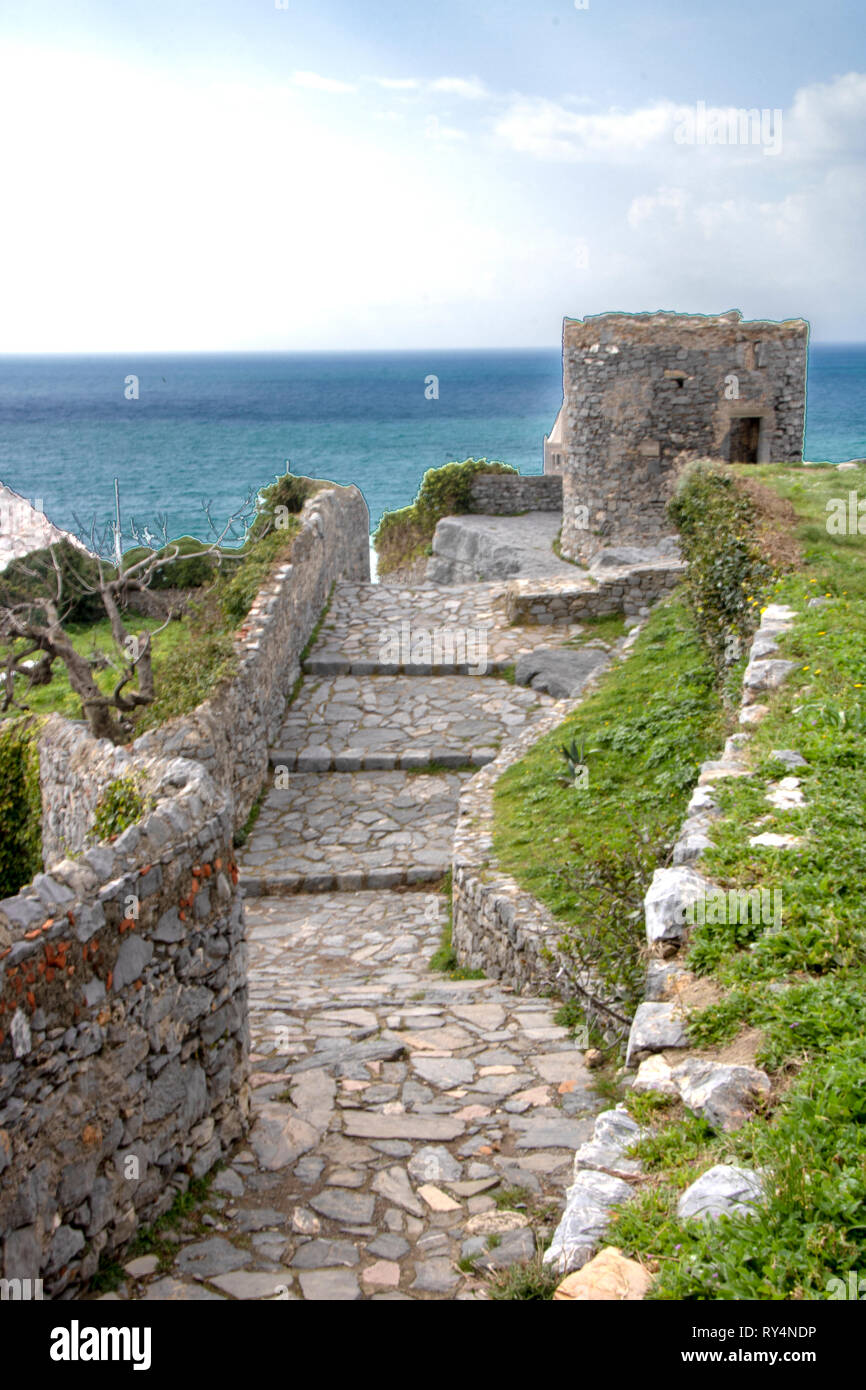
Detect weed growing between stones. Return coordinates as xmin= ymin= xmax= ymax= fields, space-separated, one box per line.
xmin=429 ymin=870 xmax=485 ymax=979
xmin=486 ymin=1256 xmax=561 ymax=1301
xmin=90 ymin=1171 xmax=220 ymax=1294
xmin=91 ymin=775 xmax=152 ymax=842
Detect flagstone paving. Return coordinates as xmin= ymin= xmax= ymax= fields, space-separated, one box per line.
xmin=114 ymin=893 xmax=602 ymax=1302
xmin=240 ymin=770 xmax=476 ymax=892
xmin=107 ymin=578 xmax=605 ymax=1302
xmin=305 ymin=581 xmax=585 ymax=673
xmin=270 ymin=674 xmax=553 ymax=770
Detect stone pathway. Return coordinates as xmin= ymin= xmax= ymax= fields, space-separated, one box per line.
xmin=109 ymin=580 xmax=602 ymax=1302
xmin=306 ymin=581 xmax=583 ymax=673
xmin=270 ymin=674 xmax=552 ymax=769
xmin=241 ymin=771 xmax=474 ymax=893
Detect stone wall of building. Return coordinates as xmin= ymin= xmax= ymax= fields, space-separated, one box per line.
xmin=0 ymin=717 xmax=247 ymax=1295
xmin=468 ymin=473 xmax=562 ymax=514
xmin=555 ymin=310 xmax=808 ymax=563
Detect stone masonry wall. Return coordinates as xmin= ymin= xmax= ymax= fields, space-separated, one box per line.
xmin=122 ymin=484 xmax=369 ymax=844
xmin=505 ymin=558 xmax=684 ymax=625
xmin=558 ymin=311 xmax=808 ymax=563
xmin=468 ymin=473 xmax=562 ymax=514
xmin=0 ymin=717 xmax=247 ymax=1295
xmin=451 ymin=660 xmax=631 ymax=1030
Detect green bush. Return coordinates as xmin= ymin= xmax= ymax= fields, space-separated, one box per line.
xmin=374 ymin=458 xmax=517 ymax=574
xmin=668 ymin=462 xmax=773 ymax=672
xmin=0 ymin=539 xmax=106 ymax=624
xmin=91 ymin=776 xmax=149 ymax=841
xmin=145 ymin=538 xmax=220 ymax=590
xmin=0 ymin=719 xmax=42 ymax=897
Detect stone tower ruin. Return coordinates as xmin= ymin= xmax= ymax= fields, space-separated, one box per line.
xmin=544 ymin=310 xmax=809 ymax=563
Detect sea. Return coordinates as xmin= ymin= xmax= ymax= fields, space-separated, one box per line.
xmin=0 ymin=347 xmax=863 ymax=552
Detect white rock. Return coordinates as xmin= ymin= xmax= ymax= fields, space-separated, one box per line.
xmin=644 ymin=867 xmax=710 ymax=944
xmin=543 ymin=1170 xmax=634 ymax=1274
xmin=742 ymin=659 xmax=797 ymax=698
xmin=631 ymin=1055 xmax=677 ymax=1097
xmin=671 ymin=1058 xmax=771 ymax=1132
xmin=759 ymin=604 xmax=798 ymax=624
xmin=677 ymin=1164 xmax=764 ymax=1222
xmin=625 ymin=1003 xmax=689 ymax=1068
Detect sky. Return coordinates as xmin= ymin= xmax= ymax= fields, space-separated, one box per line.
xmin=0 ymin=0 xmax=863 ymax=350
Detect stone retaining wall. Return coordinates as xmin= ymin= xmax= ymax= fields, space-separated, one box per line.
xmin=505 ymin=559 xmax=684 ymax=624
xmin=129 ymin=484 xmax=370 ymax=839
xmin=451 ymin=659 xmax=629 ymax=1029
xmin=468 ymin=473 xmax=562 ymax=514
xmin=0 ymin=717 xmax=247 ymax=1295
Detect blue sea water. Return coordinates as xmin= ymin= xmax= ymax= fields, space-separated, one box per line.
xmin=0 ymin=346 xmax=863 ymax=547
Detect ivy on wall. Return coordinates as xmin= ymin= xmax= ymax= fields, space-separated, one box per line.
xmin=0 ymin=718 xmax=42 ymax=898
xmin=668 ymin=462 xmax=774 ymax=673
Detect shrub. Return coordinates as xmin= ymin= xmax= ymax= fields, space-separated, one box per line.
xmin=0 ymin=539 xmax=106 ymax=624
xmin=91 ymin=776 xmax=149 ymax=841
xmin=0 ymin=719 xmax=42 ymax=897
xmin=668 ymin=462 xmax=774 ymax=672
xmin=374 ymin=458 xmax=517 ymax=574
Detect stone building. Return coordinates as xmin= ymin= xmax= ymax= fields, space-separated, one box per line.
xmin=544 ymin=310 xmax=809 ymax=562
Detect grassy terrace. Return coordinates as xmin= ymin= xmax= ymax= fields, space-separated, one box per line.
xmin=493 ymin=460 xmax=866 ymax=1299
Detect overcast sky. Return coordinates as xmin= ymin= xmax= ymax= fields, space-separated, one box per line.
xmin=0 ymin=0 xmax=863 ymax=350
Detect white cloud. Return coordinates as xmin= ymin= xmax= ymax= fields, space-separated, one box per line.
xmin=627 ymin=187 xmax=689 ymax=229
xmin=494 ymin=98 xmax=681 ymax=162
xmin=372 ymin=77 xmax=420 ymax=91
xmin=786 ymin=70 xmax=866 ymax=157
xmin=291 ymin=70 xmax=357 ymax=94
xmin=429 ymin=77 xmax=489 ymax=101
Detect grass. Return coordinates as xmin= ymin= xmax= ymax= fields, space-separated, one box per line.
xmin=601 ymin=461 xmax=866 ymax=1300
xmin=429 ymin=871 xmax=486 ymax=979
xmin=563 ymin=612 xmax=630 ymax=648
xmin=89 ymin=1171 xmax=219 ymax=1292
xmin=492 ymin=594 xmax=726 ymax=1018
xmin=486 ymin=1257 xmax=561 ymax=1301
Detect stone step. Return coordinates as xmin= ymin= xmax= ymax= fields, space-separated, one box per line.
xmin=241 ymin=864 xmax=446 ymax=895
xmin=270 ymin=674 xmax=553 ymax=772
xmin=238 ymin=770 xmax=472 ymax=894
xmin=303 ymin=656 xmax=516 ymax=677
xmin=269 ymin=748 xmax=492 ymax=773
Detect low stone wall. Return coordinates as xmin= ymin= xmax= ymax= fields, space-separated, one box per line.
xmin=505 ymin=559 xmax=684 ymax=624
xmin=468 ymin=473 xmax=562 ymax=514
xmin=0 ymin=717 xmax=247 ymax=1295
xmin=129 ymin=484 xmax=370 ymax=839
xmin=452 ymin=658 xmax=630 ymax=1031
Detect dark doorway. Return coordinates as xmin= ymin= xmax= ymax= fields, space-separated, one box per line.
xmin=729 ymin=417 xmax=761 ymax=463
